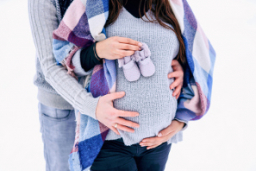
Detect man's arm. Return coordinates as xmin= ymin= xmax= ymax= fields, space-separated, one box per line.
xmin=28 ymin=0 xmax=99 ymax=119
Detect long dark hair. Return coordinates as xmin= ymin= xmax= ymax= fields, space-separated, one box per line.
xmin=105 ymin=0 xmax=186 ymax=63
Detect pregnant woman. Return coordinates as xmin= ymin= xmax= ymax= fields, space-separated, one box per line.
xmin=65 ymin=0 xmax=187 ymax=170
xmin=51 ymin=0 xmax=215 ymax=170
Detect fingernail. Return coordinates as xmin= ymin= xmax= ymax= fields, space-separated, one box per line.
xmin=147 ymin=147 xmax=150 ymax=150
xmin=142 ymin=140 xmax=146 ymax=142
xmin=140 ymin=144 xmax=145 ymax=147
xmin=158 ymin=133 xmax=162 ymax=137
xmin=138 ymin=42 xmax=142 ymax=46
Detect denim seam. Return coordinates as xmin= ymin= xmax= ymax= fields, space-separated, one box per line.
xmin=41 ymin=109 xmax=72 ymax=122
xmin=39 ymin=107 xmax=50 ymax=171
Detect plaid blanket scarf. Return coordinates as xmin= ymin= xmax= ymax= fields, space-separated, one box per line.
xmin=52 ymin=0 xmax=216 ymax=170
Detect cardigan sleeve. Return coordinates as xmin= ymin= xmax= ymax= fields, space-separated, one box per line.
xmin=28 ymin=0 xmax=99 ymax=120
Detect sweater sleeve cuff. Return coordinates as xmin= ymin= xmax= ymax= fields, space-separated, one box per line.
xmin=72 ymin=49 xmax=93 ymax=76
xmin=173 ymin=118 xmax=188 ymax=131
xmin=78 ymin=91 xmax=100 ymax=120
xmin=84 ymin=97 xmax=100 ymax=120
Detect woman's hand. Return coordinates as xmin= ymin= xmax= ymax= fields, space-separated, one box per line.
xmin=96 ymin=36 xmax=142 ymax=60
xmin=139 ymin=120 xmax=184 ymax=150
xmin=95 ymin=91 xmax=140 ymax=135
xmin=169 ymin=60 xmax=184 ymax=99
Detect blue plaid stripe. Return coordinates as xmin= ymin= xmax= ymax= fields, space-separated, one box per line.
xmin=85 ymin=0 xmax=109 ymax=20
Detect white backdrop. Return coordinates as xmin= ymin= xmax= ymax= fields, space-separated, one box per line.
xmin=0 ymin=0 xmax=255 ymax=170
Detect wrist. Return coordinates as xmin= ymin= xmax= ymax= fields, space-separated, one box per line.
xmin=173 ymin=119 xmax=185 ymax=128
xmin=95 ymin=41 xmax=103 ymax=59
xmin=173 ymin=118 xmax=188 ymax=131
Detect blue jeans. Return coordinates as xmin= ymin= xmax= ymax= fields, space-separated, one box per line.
xmin=91 ymin=138 xmax=172 ymax=171
xmin=38 ymin=103 xmax=76 ymax=171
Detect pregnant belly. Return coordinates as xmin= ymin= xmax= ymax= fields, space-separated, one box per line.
xmin=111 ymin=87 xmax=178 ymax=145
xmin=113 ymin=85 xmax=178 ymax=126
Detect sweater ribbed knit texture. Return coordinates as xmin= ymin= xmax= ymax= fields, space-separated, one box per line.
xmin=105 ymin=7 xmax=183 ymax=145
xmin=28 ymin=0 xmax=99 ymax=119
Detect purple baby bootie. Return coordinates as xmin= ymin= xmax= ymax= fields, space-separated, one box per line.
xmin=132 ymin=42 xmax=155 ymax=77
xmin=118 ymin=56 xmax=141 ymax=82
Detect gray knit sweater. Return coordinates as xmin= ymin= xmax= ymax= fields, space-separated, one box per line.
xmin=72 ymin=7 xmax=186 ymax=145
xmin=104 ymin=7 xmax=184 ymax=145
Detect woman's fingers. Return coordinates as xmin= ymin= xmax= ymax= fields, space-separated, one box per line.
xmin=146 ymin=144 xmax=161 ymax=150
xmin=157 ymin=125 xmax=174 ymax=137
xmin=147 ymin=132 xmax=176 ymax=149
xmin=116 ymin=49 xmax=135 ymax=58
xmin=140 ymin=137 xmax=162 ymax=147
xmin=118 ymin=43 xmax=141 ymax=51
xmin=140 ymin=132 xmax=176 ymax=148
xmin=117 ymin=37 xmax=142 ymax=47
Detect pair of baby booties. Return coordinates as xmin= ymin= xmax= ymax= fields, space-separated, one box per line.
xmin=118 ymin=42 xmax=155 ymax=82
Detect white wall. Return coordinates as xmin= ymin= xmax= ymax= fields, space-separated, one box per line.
xmin=0 ymin=0 xmax=255 ymax=170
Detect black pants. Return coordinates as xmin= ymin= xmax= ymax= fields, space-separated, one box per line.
xmin=90 ymin=138 xmax=172 ymax=171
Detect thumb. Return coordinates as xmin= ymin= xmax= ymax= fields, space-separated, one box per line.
xmin=157 ymin=124 xmax=174 ymax=137
xmin=107 ymin=91 xmax=125 ymax=101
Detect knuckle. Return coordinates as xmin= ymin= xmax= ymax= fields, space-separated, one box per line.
xmin=114 ymin=52 xmax=120 ymax=58
xmin=108 ymin=121 xmax=114 ymax=127
xmin=110 ymin=111 xmax=116 ymax=117
xmin=129 ymin=51 xmax=135 ymax=56
xmin=110 ymin=43 xmax=115 ymax=49
xmin=125 ymin=45 xmax=130 ymax=49
xmin=125 ymin=51 xmax=131 ymax=56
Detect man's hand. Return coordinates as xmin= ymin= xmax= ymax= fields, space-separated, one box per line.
xmin=95 ymin=91 xmax=140 ymax=135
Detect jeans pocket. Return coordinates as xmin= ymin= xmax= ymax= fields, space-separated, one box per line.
xmin=39 ymin=103 xmax=72 ymax=121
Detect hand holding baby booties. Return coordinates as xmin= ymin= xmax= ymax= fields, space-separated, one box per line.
xmin=118 ymin=42 xmax=155 ymax=82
